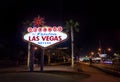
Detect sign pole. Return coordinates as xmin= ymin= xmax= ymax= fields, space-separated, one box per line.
xmin=30 ymin=45 xmax=34 ymax=72
xmin=27 ymin=42 xmax=30 ymax=68
xmin=40 ymin=48 xmax=44 ymax=72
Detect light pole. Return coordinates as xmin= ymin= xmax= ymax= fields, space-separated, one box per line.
xmin=107 ymin=48 xmax=111 ymax=52
xmin=98 ymin=48 xmax=102 ymax=54
xmin=107 ymin=48 xmax=112 ymax=59
xmin=91 ymin=51 xmax=94 ymax=56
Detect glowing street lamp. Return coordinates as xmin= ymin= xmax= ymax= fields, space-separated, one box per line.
xmin=107 ymin=48 xmax=112 ymax=59
xmin=107 ymin=48 xmax=111 ymax=51
xmin=98 ymin=48 xmax=101 ymax=51
xmin=98 ymin=48 xmax=102 ymax=54
xmin=91 ymin=52 xmax=94 ymax=55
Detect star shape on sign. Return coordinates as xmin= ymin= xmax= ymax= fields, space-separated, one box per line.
xmin=33 ymin=16 xmax=45 ymax=27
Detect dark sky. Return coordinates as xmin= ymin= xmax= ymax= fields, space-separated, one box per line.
xmin=0 ymin=0 xmax=120 ymax=56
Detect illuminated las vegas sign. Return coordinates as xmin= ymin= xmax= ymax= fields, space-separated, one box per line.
xmin=23 ymin=26 xmax=68 ymax=48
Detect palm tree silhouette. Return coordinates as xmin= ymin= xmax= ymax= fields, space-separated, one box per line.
xmin=65 ymin=19 xmax=79 ymax=67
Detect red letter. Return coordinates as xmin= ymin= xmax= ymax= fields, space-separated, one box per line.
xmin=33 ymin=27 xmax=37 ymax=32
xmin=58 ymin=26 xmax=63 ymax=32
xmin=36 ymin=36 xmax=39 ymax=41
xmin=50 ymin=36 xmax=54 ymax=41
xmin=46 ymin=36 xmax=49 ymax=41
xmin=54 ymin=36 xmax=58 ymax=41
xmin=32 ymin=36 xmax=36 ymax=41
xmin=27 ymin=27 xmax=32 ymax=32
xmin=58 ymin=36 xmax=62 ymax=41
xmin=53 ymin=26 xmax=57 ymax=32
xmin=38 ymin=27 xmax=42 ymax=32
xmin=42 ymin=36 xmax=46 ymax=41
xmin=43 ymin=28 xmax=47 ymax=32
xmin=28 ymin=36 xmax=31 ymax=41
xmin=48 ymin=27 xmax=52 ymax=32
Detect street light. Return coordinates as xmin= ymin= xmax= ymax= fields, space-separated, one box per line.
xmin=98 ymin=48 xmax=101 ymax=51
xmin=98 ymin=48 xmax=102 ymax=54
xmin=107 ymin=48 xmax=112 ymax=59
xmin=91 ymin=52 xmax=94 ymax=55
xmin=107 ymin=48 xmax=111 ymax=52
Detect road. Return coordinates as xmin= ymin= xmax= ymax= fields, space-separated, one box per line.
xmin=0 ymin=65 xmax=89 ymax=82
xmin=77 ymin=63 xmax=120 ymax=82
xmin=0 ymin=72 xmax=88 ymax=82
xmin=0 ymin=64 xmax=120 ymax=82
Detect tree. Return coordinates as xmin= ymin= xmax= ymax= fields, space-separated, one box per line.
xmin=65 ymin=19 xmax=79 ymax=68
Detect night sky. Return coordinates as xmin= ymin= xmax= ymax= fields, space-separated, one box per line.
xmin=0 ymin=0 xmax=120 ymax=57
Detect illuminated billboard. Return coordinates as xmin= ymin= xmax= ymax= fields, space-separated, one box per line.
xmin=24 ymin=26 xmax=68 ymax=48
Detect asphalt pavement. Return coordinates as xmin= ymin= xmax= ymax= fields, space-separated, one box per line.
xmin=0 ymin=64 xmax=120 ymax=82
xmin=0 ymin=65 xmax=89 ymax=82
xmin=77 ymin=63 xmax=120 ymax=82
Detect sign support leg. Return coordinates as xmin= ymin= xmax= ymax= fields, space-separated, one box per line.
xmin=30 ymin=45 xmax=34 ymax=72
xmin=40 ymin=49 xmax=44 ymax=72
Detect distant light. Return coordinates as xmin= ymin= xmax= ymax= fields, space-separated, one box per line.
xmin=91 ymin=52 xmax=94 ymax=55
xmin=103 ymin=61 xmax=112 ymax=64
xmin=99 ymin=54 xmax=107 ymax=58
xmin=98 ymin=48 xmax=101 ymax=51
xmin=107 ymin=48 xmax=111 ymax=51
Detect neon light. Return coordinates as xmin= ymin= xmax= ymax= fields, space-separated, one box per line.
xmin=27 ymin=26 xmax=63 ymax=32
xmin=24 ymin=26 xmax=67 ymax=48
